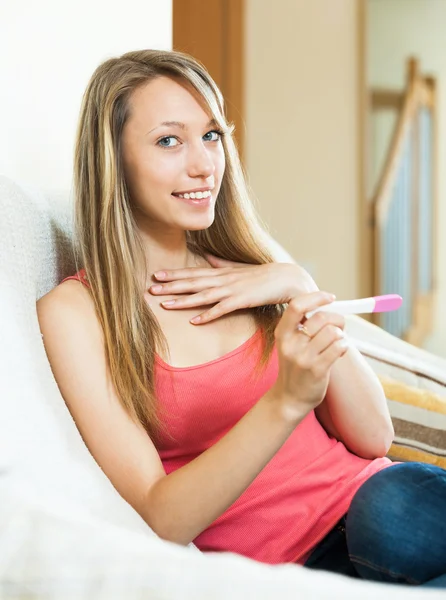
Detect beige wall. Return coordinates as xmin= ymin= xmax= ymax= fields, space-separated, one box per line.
xmin=245 ymin=0 xmax=362 ymax=300
xmin=368 ymin=0 xmax=446 ymax=357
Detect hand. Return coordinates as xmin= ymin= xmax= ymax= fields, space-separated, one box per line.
xmin=148 ymin=254 xmax=320 ymax=324
xmin=270 ymin=291 xmax=348 ymax=421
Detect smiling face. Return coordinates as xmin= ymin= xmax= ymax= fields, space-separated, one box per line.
xmin=121 ymin=76 xmax=226 ymax=235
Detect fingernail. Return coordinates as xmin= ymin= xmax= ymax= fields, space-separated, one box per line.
xmin=151 ymin=285 xmax=163 ymax=293
xmin=190 ymin=316 xmax=201 ymax=324
xmin=162 ymin=300 xmax=176 ymax=307
xmin=154 ymin=271 xmax=167 ymax=279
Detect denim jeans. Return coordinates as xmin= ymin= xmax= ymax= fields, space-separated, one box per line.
xmin=305 ymin=462 xmax=446 ymax=587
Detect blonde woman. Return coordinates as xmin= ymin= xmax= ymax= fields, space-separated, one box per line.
xmin=37 ymin=49 xmax=446 ymax=587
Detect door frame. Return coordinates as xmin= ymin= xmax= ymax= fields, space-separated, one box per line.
xmin=172 ymin=0 xmax=245 ymax=161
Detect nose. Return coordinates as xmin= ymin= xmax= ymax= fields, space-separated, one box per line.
xmin=187 ymin=140 xmax=215 ymax=179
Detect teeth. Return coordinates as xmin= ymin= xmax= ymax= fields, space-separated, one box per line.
xmin=176 ymin=190 xmax=212 ymax=200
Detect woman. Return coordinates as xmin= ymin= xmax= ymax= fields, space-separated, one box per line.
xmin=37 ymin=49 xmax=446 ymax=586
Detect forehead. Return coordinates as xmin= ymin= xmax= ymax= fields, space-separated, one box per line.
xmin=128 ymin=76 xmax=211 ymax=126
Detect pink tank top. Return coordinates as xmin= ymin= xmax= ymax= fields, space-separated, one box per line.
xmin=63 ymin=270 xmax=392 ymax=565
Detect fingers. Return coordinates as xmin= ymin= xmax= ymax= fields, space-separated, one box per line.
xmin=275 ymin=294 xmax=346 ymax=375
xmin=149 ymin=275 xmax=228 ymax=296
xmin=159 ymin=288 xmax=227 ymax=310
xmin=295 ymin=313 xmax=349 ymax=374
xmin=304 ymin=310 xmax=345 ymax=335
xmin=294 ymin=312 xmax=348 ymax=365
xmin=152 ymin=267 xmax=231 ymax=283
xmin=305 ymin=322 xmax=346 ymax=356
xmin=274 ymin=292 xmax=335 ymax=341
xmin=189 ymin=299 xmax=238 ymax=324
xmin=301 ymin=312 xmax=346 ymax=354
xmin=317 ymin=336 xmax=350 ymax=370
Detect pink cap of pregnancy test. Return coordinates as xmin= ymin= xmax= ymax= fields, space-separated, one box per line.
xmin=373 ymin=294 xmax=403 ymax=313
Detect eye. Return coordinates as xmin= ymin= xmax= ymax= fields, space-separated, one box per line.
xmin=202 ymin=130 xmax=223 ymax=142
xmin=157 ymin=136 xmax=180 ymax=148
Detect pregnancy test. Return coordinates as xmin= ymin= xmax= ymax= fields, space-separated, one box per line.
xmin=306 ymin=294 xmax=403 ymax=318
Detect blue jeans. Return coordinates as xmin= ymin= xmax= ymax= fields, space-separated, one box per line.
xmin=305 ymin=462 xmax=446 ymax=587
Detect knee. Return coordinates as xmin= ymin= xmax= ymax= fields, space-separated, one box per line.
xmin=346 ymin=464 xmax=409 ymax=553
xmin=347 ymin=462 xmax=444 ymax=529
xmin=345 ymin=462 xmax=446 ymax=582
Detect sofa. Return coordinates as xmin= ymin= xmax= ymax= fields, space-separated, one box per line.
xmin=1 ymin=174 xmax=445 ymax=599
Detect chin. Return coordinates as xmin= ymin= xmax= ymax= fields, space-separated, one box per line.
xmin=186 ymin=220 xmax=214 ymax=232
xmin=182 ymin=213 xmax=215 ymax=231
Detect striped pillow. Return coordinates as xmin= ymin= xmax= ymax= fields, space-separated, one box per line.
xmin=344 ymin=316 xmax=446 ymax=468
xmin=379 ymin=376 xmax=446 ymax=468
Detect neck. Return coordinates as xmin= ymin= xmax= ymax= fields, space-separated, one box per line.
xmin=137 ymin=227 xmax=207 ymax=284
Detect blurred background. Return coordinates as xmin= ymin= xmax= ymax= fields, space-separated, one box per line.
xmin=1 ymin=0 xmax=445 ymax=357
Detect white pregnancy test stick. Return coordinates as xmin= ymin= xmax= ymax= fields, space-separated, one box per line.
xmin=305 ymin=294 xmax=403 ymax=318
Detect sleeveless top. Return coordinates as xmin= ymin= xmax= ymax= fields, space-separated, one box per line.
xmin=62 ymin=270 xmax=392 ymax=564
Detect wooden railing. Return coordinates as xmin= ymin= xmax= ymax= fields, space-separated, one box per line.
xmin=370 ymin=58 xmax=437 ymax=346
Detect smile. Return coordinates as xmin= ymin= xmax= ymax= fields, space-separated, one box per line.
xmin=173 ymin=190 xmax=212 ymax=200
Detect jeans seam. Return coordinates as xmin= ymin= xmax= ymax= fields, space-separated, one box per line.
xmin=348 ymin=554 xmax=421 ymax=585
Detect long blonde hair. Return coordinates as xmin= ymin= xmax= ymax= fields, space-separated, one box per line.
xmin=74 ymin=49 xmax=284 ymax=440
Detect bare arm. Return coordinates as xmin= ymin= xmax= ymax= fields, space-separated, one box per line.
xmin=265 ymin=241 xmax=394 ymax=459
xmin=36 ymin=281 xmax=309 ymax=546
xmin=315 ymin=346 xmax=394 ymax=459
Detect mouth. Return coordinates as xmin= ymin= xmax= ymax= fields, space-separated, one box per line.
xmin=172 ymin=189 xmax=212 ymax=200
xmin=171 ymin=191 xmax=212 ymax=207
xmin=171 ymin=187 xmax=214 ymax=208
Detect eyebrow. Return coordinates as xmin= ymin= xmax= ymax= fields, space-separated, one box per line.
xmin=147 ymin=119 xmax=217 ymax=135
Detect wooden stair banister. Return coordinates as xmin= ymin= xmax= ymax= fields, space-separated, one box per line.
xmin=369 ymin=58 xmax=437 ymax=345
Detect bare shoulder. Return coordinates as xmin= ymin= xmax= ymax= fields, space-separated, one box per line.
xmin=36 ymin=280 xmax=106 ymax=385
xmin=37 ymin=279 xmax=99 ymax=338
xmin=36 ymin=278 xmax=166 ymax=523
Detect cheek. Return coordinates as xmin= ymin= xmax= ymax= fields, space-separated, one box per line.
xmin=130 ymin=150 xmax=179 ymax=193
xmin=214 ymin=146 xmax=226 ymax=181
